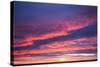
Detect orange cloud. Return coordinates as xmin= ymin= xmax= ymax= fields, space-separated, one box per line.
xmin=14 ymin=31 xmax=68 ymax=47
xmin=24 ymin=31 xmax=67 ymax=41
xmin=40 ymin=40 xmax=76 ymax=49
xmin=14 ymin=45 xmax=96 ymax=55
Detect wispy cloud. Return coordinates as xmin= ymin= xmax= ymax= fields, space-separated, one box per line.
xmin=12 ymin=1 xmax=97 ymax=65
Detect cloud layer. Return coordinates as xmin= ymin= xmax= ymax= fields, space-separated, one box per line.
xmin=12 ymin=1 xmax=97 ymax=65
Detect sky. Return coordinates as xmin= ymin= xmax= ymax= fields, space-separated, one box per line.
xmin=12 ymin=1 xmax=97 ymax=65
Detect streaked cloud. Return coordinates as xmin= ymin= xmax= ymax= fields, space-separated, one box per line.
xmin=12 ymin=1 xmax=97 ymax=65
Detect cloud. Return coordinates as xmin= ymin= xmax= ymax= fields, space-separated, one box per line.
xmin=12 ymin=2 xmax=97 ymax=65
xmin=13 ymin=21 xmax=97 ymax=51
xmin=14 ymin=45 xmax=96 ymax=55
xmin=29 ymin=21 xmax=97 ymax=49
xmin=65 ymin=53 xmax=96 ymax=57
